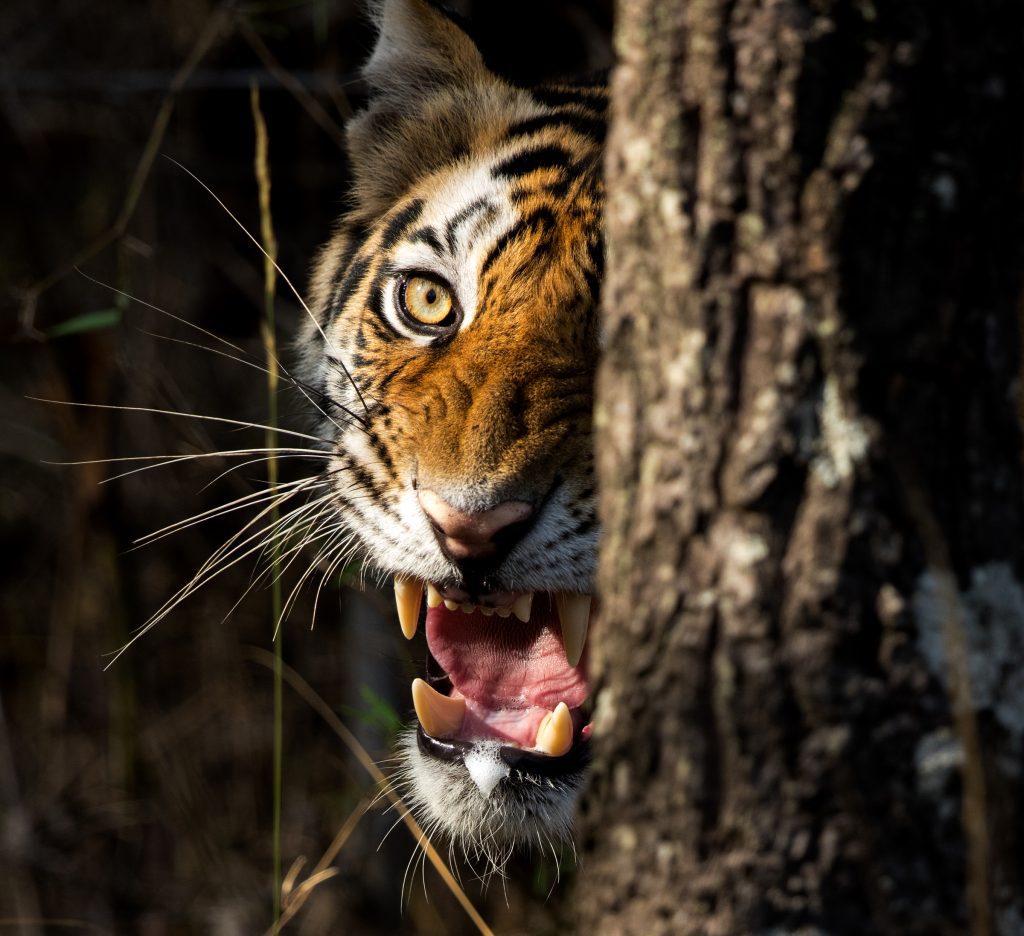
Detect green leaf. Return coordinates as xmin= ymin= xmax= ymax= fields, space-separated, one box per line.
xmin=47 ymin=307 xmax=122 ymax=338
xmin=341 ymin=684 xmax=403 ymax=736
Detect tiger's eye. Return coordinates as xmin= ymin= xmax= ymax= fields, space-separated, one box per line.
xmin=401 ymin=275 xmax=455 ymax=327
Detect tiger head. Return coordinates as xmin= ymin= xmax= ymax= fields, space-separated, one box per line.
xmin=303 ymin=0 xmax=603 ymax=867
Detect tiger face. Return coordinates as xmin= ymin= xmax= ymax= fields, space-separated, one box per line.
xmin=303 ymin=0 xmax=603 ymax=865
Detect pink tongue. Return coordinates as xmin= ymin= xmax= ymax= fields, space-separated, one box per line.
xmin=425 ymin=596 xmax=588 ymax=745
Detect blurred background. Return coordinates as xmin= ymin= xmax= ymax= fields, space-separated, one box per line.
xmin=0 ymin=2 xmax=612 ymax=932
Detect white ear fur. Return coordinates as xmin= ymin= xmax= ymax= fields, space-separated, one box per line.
xmin=362 ymin=0 xmax=488 ymax=105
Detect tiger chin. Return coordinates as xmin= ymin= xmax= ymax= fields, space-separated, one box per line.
xmin=300 ymin=0 xmax=604 ymax=872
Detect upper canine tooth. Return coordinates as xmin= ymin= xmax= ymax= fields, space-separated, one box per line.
xmin=535 ymin=702 xmax=573 ymax=757
xmin=393 ymin=576 xmax=423 ymax=640
xmin=426 ymin=583 xmax=443 ymax=608
xmin=512 ymin=592 xmax=533 ymax=623
xmin=554 ymin=593 xmax=591 ymax=667
xmin=411 ymin=678 xmax=466 ymax=738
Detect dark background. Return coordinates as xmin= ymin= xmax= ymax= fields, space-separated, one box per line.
xmin=0 ymin=2 xmax=611 ymax=932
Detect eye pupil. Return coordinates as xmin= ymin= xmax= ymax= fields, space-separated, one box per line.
xmin=400 ymin=275 xmax=457 ymax=329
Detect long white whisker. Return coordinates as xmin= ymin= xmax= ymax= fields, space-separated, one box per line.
xmin=197 ymin=452 xmax=330 ymax=493
xmin=30 ymin=397 xmax=333 ymax=446
xmin=105 ymin=484 xmax=324 ymax=665
xmin=142 ymin=328 xmax=364 ymax=434
xmin=75 ymin=267 xmax=366 ymax=431
xmin=162 ymin=155 xmax=368 ymax=414
xmin=134 ymin=477 xmax=316 ymax=547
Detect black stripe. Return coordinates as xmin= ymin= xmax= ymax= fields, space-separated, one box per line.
xmin=409 ymin=225 xmax=444 ymax=255
xmin=377 ymin=198 xmax=426 ymax=252
xmin=494 ymin=145 xmax=571 ymax=180
xmin=478 ymin=206 xmax=557 ymax=282
xmin=364 ymin=427 xmax=396 ymax=479
xmin=585 ymin=233 xmax=604 ymax=299
xmin=328 ymin=222 xmax=370 ymax=290
xmin=443 ymin=197 xmax=490 ymax=254
xmin=532 ymin=86 xmax=608 ymax=111
xmin=507 ymin=111 xmax=605 ymax=145
xmin=330 ymin=256 xmax=370 ymax=320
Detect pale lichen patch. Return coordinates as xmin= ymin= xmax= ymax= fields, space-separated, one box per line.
xmin=914 ymin=562 xmax=1024 ymax=760
xmin=811 ymin=375 xmax=870 ymax=487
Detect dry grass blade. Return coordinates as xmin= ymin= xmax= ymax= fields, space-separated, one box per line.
xmin=239 ymin=16 xmax=349 ymax=151
xmin=895 ymin=454 xmax=992 ymax=936
xmin=249 ymin=648 xmax=496 ymax=936
xmin=250 ymin=79 xmax=285 ymax=931
xmin=269 ymin=795 xmax=369 ymax=934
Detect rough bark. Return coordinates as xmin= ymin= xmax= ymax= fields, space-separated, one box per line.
xmin=580 ymin=1 xmax=1024 ymax=933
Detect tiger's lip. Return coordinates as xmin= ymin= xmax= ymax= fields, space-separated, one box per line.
xmin=416 ymin=723 xmax=592 ymax=777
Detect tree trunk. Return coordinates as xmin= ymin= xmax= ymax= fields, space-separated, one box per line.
xmin=580 ymin=1 xmax=1024 ymax=933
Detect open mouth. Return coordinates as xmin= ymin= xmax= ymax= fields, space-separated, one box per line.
xmin=394 ymin=578 xmax=593 ymax=795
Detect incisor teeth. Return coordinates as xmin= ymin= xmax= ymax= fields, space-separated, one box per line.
xmin=535 ymin=702 xmax=573 ymax=757
xmin=554 ymin=593 xmax=591 ymax=667
xmin=426 ymin=583 xmax=443 ymax=608
xmin=393 ymin=576 xmax=423 ymax=640
xmin=512 ymin=592 xmax=533 ymax=623
xmin=496 ymin=607 xmax=512 ymax=618
xmin=411 ymin=678 xmax=466 ymax=738
xmin=443 ymin=599 xmax=459 ymax=611
xmin=460 ymin=603 xmax=475 ymax=614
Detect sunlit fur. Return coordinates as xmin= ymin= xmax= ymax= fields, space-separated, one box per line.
xmin=299 ymin=0 xmax=605 ymax=869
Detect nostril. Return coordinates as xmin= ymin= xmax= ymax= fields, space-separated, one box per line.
xmin=418 ymin=489 xmax=534 ymax=560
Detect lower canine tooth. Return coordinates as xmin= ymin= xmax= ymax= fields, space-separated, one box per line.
xmin=535 ymin=702 xmax=573 ymax=757
xmin=411 ymin=678 xmax=466 ymax=738
xmin=512 ymin=592 xmax=534 ymax=623
xmin=393 ymin=576 xmax=423 ymax=640
xmin=554 ymin=593 xmax=591 ymax=667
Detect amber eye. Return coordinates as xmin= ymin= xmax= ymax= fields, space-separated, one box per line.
xmin=399 ymin=274 xmax=458 ymax=329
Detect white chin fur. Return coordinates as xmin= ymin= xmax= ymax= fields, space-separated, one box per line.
xmin=393 ymin=729 xmax=582 ymax=876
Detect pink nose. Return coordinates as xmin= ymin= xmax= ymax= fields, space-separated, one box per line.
xmin=418 ymin=489 xmax=534 ymax=561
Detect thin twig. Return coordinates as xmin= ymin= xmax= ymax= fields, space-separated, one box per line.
xmin=239 ymin=16 xmax=349 ymax=151
xmin=16 ymin=1 xmax=237 ymax=336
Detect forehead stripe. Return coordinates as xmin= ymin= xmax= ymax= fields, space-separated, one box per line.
xmin=443 ymin=196 xmax=492 ymax=254
xmin=506 ymin=112 xmax=605 ymax=146
xmin=376 ymin=198 xmax=426 ymax=252
xmin=494 ymin=145 xmax=573 ymax=181
xmin=478 ymin=206 xmax=557 ymax=284
xmin=330 ymin=255 xmax=371 ymax=323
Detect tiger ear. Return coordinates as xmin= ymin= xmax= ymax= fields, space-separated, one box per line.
xmin=346 ymin=0 xmax=513 ymax=216
xmin=361 ymin=0 xmax=488 ymax=102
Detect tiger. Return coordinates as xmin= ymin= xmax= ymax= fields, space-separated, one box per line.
xmin=301 ymin=0 xmax=604 ymax=867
